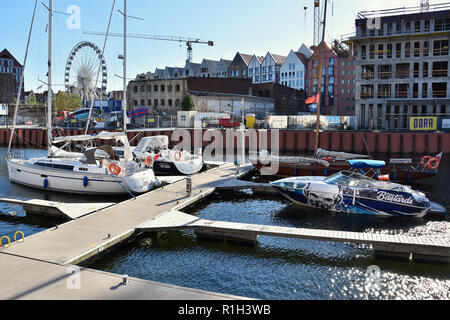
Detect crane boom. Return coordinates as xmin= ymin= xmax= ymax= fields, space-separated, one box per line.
xmin=83 ymin=31 xmax=214 ymax=62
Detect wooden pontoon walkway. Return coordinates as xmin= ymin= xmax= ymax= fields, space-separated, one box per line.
xmin=0 ymin=163 xmax=253 ymax=300
xmin=138 ymin=210 xmax=450 ymax=263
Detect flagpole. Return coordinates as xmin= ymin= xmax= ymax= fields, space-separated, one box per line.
xmin=314 ymin=0 xmax=328 ymax=156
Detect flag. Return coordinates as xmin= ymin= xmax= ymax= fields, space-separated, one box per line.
xmin=127 ymin=108 xmax=149 ymax=118
xmin=305 ymin=94 xmax=319 ymax=104
xmin=378 ymin=174 xmax=390 ymax=181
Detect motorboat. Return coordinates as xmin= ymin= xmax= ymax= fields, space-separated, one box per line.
xmin=271 ymin=159 xmax=446 ymax=217
xmin=7 ymin=132 xmax=159 ymax=195
xmin=252 ymin=149 xmax=443 ymax=182
xmin=115 ymin=136 xmax=204 ymax=176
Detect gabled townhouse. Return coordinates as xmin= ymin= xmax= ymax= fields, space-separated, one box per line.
xmin=216 ymin=59 xmax=232 ymax=78
xmin=199 ymin=59 xmax=220 ymax=77
xmin=163 ymin=67 xmax=176 ymax=80
xmin=184 ymin=61 xmax=201 ymax=77
xmin=171 ymin=67 xmax=184 ymax=79
xmin=248 ymin=55 xmax=265 ymax=84
xmin=280 ymin=50 xmax=308 ymax=91
xmin=261 ymin=52 xmax=286 ymax=83
xmin=228 ymin=52 xmax=253 ymax=79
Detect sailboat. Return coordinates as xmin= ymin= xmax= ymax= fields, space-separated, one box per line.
xmin=6 ymin=0 xmax=158 ymax=195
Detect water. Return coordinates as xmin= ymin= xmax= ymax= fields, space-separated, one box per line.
xmin=85 ymin=157 xmax=450 ymax=300
xmin=1 ymin=148 xmax=449 ymax=300
xmin=0 ymin=148 xmax=128 ymax=241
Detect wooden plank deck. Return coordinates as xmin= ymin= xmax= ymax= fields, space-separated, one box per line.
xmin=138 ymin=210 xmax=450 ymax=262
xmin=0 ymin=163 xmax=253 ymax=300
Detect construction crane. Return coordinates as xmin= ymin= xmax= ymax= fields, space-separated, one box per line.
xmin=83 ymin=31 xmax=214 ymax=63
xmin=313 ymin=0 xmax=320 ymax=47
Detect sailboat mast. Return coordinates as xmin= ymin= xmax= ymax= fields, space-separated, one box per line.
xmin=314 ymin=0 xmax=328 ymax=156
xmin=122 ymin=0 xmax=128 ymax=134
xmin=47 ymin=0 xmax=53 ymax=157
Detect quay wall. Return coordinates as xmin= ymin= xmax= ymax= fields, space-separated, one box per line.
xmin=0 ymin=128 xmax=449 ymax=155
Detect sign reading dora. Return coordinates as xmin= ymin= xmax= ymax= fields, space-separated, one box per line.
xmin=409 ymin=117 xmax=437 ymax=131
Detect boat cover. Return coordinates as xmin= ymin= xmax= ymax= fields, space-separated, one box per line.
xmin=348 ymin=159 xmax=386 ymax=169
xmin=135 ymin=136 xmax=169 ymax=154
xmin=316 ymin=148 xmax=370 ymax=160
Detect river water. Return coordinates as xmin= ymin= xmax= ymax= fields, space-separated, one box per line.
xmin=0 ymin=148 xmax=449 ymax=300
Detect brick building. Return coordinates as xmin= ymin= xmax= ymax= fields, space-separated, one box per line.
xmin=252 ymin=83 xmax=306 ymax=115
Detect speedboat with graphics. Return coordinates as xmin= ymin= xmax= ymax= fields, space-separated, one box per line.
xmin=115 ymin=136 xmax=204 ymax=176
xmin=271 ymin=160 xmax=446 ymax=217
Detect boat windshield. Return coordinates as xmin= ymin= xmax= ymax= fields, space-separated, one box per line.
xmin=325 ymin=172 xmax=375 ymax=188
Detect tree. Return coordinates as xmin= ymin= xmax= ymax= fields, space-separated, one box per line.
xmin=28 ymin=94 xmax=36 ymax=105
xmin=181 ymin=94 xmax=194 ymax=111
xmin=53 ymin=92 xmax=82 ymax=112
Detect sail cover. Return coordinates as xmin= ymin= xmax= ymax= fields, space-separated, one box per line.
xmin=316 ymin=148 xmax=370 ymax=160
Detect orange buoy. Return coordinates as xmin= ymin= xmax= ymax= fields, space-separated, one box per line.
xmin=174 ymin=151 xmax=182 ymax=162
xmin=427 ymin=158 xmax=440 ymax=170
xmin=144 ymin=156 xmax=153 ymax=168
xmin=109 ymin=163 xmax=121 ymax=176
xmin=421 ymin=156 xmax=432 ymax=167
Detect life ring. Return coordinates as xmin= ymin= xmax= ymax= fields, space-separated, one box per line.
xmin=427 ymin=157 xmax=440 ymax=170
xmin=421 ymin=156 xmax=432 ymax=167
xmin=145 ymin=156 xmax=153 ymax=168
xmin=109 ymin=163 xmax=121 ymax=176
xmin=174 ymin=151 xmax=182 ymax=162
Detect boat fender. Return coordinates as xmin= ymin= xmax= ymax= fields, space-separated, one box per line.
xmin=174 ymin=151 xmax=182 ymax=162
xmin=83 ymin=176 xmax=89 ymax=188
xmin=43 ymin=178 xmax=49 ymax=189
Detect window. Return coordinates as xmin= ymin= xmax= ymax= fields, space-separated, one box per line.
xmin=140 ymin=99 xmax=145 ymax=106
xmin=424 ymin=20 xmax=430 ymax=32
xmin=433 ymin=40 xmax=449 ymax=56
xmin=435 ymin=18 xmax=450 ymax=32
xmin=396 ymin=22 xmax=402 ymax=33
xmin=133 ymin=100 xmax=138 ymax=106
xmin=176 ymin=84 xmax=180 ymax=92
xmin=369 ymin=45 xmax=375 ymax=59
xmin=168 ymin=85 xmax=173 ymax=92
xmin=133 ymin=86 xmax=137 ymax=93
xmin=414 ymin=21 xmax=421 ymax=33
xmin=140 ymin=85 xmax=145 ymax=92
xmin=378 ymin=44 xmax=384 ymax=59
xmin=154 ymin=85 xmax=158 ymax=91
xmin=160 ymin=99 xmax=165 ymax=106
xmin=405 ymin=42 xmax=411 ymax=58
xmin=387 ymin=44 xmax=392 ymax=58
xmin=168 ymin=99 xmax=172 ymax=106
xmin=396 ymin=43 xmax=401 ymax=58
xmin=423 ymin=62 xmax=429 ymax=77
xmin=160 ymin=85 xmax=165 ymax=92
xmin=423 ymin=41 xmax=429 ymax=57
xmin=154 ymin=99 xmax=158 ymax=106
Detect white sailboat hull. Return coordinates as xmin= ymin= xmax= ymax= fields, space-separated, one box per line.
xmin=7 ymin=159 xmax=156 ymax=195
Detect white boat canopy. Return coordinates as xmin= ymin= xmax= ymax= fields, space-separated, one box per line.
xmin=135 ymin=136 xmax=169 ymax=154
xmin=52 ymin=131 xmax=133 ymax=162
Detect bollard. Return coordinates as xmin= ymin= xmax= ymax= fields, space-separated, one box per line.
xmin=122 ymin=275 xmax=129 ymax=285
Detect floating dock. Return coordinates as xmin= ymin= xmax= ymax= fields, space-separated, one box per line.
xmin=138 ymin=210 xmax=450 ymax=263
xmin=0 ymin=161 xmax=449 ymax=300
xmin=0 ymin=163 xmax=253 ymax=300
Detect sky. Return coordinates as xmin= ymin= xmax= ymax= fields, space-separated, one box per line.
xmin=0 ymin=0 xmax=447 ymax=93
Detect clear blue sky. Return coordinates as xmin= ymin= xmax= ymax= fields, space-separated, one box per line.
xmin=1 ymin=0 xmax=446 ymax=93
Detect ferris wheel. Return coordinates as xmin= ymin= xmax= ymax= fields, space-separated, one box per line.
xmin=64 ymin=41 xmax=107 ymax=104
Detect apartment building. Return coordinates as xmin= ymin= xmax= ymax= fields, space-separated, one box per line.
xmin=280 ymin=50 xmax=308 ymax=91
xmin=306 ymin=41 xmax=340 ymax=115
xmin=260 ymin=52 xmax=286 ymax=83
xmin=0 ymin=49 xmax=24 ymax=98
xmin=228 ymin=52 xmax=253 ymax=79
xmin=351 ymin=7 xmax=450 ymax=129
xmin=248 ymin=55 xmax=264 ymax=83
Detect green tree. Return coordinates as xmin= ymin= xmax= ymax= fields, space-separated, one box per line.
xmin=53 ymin=92 xmax=82 ymax=112
xmin=28 ymin=95 xmax=36 ymax=105
xmin=181 ymin=94 xmax=194 ymax=111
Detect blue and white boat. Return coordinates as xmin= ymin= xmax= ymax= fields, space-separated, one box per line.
xmin=271 ymin=160 xmax=446 ymax=217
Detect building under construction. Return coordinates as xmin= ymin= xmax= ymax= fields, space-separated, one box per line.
xmin=349 ymin=3 xmax=450 ymax=129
